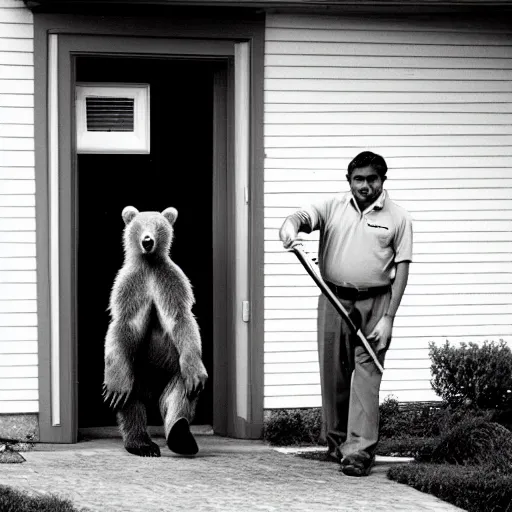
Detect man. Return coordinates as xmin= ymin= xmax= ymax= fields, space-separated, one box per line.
xmin=279 ymin=151 xmax=413 ymax=477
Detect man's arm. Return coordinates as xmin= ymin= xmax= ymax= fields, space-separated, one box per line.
xmin=385 ymin=261 xmax=410 ymax=319
xmin=279 ymin=211 xmax=314 ymax=249
xmin=368 ymin=261 xmax=410 ymax=352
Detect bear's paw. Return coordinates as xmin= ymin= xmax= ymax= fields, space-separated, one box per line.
xmin=181 ymin=362 xmax=208 ymax=401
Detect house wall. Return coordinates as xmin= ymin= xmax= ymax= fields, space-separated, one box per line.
xmin=264 ymin=13 xmax=512 ymax=408
xmin=0 ymin=0 xmax=38 ymax=414
xmin=1 ymin=1 xmax=512 ymax=418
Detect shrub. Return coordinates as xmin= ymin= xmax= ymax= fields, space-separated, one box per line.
xmin=429 ymin=340 xmax=512 ymax=410
xmin=379 ymin=396 xmax=444 ymax=439
xmin=300 ymin=408 xmax=322 ymax=443
xmin=435 ymin=404 xmax=497 ymax=434
xmin=387 ymin=464 xmax=512 ymax=512
xmin=430 ymin=417 xmax=512 ymax=474
xmin=376 ymin=436 xmax=439 ymax=461
xmin=0 ymin=450 xmax=25 ymax=463
xmin=379 ymin=396 xmax=404 ymax=436
xmin=266 ymin=398 xmax=451 ymax=446
xmin=264 ymin=408 xmax=322 ymax=446
xmin=493 ymin=407 xmax=512 ymax=432
xmin=0 ymin=485 xmax=85 ymax=512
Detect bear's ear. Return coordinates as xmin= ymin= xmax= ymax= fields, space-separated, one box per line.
xmin=162 ymin=207 xmax=178 ymax=226
xmin=122 ymin=206 xmax=139 ymax=225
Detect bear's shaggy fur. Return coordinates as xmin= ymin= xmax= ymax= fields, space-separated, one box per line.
xmin=103 ymin=206 xmax=208 ymax=457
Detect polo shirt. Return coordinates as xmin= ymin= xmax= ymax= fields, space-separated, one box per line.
xmin=299 ymin=190 xmax=413 ymax=288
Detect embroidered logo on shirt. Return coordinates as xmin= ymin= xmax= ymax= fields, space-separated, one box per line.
xmin=367 ymin=223 xmax=389 ymax=230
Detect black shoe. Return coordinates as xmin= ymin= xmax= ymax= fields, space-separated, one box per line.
xmin=339 ymin=451 xmax=374 ymax=477
xmin=167 ymin=417 xmax=199 ymax=455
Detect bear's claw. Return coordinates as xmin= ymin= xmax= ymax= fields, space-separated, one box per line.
xmin=125 ymin=441 xmax=161 ymax=458
xmin=102 ymin=385 xmax=130 ymax=409
xmin=183 ymin=368 xmax=208 ymax=401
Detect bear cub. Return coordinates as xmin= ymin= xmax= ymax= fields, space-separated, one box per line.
xmin=103 ymin=206 xmax=208 ymax=457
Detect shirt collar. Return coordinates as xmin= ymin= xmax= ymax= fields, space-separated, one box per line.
xmin=347 ymin=190 xmax=387 ymax=214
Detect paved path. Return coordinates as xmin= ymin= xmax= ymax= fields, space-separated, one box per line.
xmin=1 ymin=435 xmax=463 ymax=512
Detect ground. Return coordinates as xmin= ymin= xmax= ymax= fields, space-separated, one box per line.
xmin=0 ymin=432 xmax=464 ymax=512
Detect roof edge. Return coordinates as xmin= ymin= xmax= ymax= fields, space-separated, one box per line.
xmin=23 ymin=0 xmax=512 ymax=14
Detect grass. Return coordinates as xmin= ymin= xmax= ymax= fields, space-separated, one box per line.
xmin=388 ymin=463 xmax=512 ymax=512
xmin=385 ymin=419 xmax=512 ymax=512
xmin=295 ymin=436 xmax=440 ymax=462
xmin=0 ymin=486 xmax=87 ymax=512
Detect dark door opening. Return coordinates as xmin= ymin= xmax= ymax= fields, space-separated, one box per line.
xmin=76 ymin=57 xmax=216 ymax=428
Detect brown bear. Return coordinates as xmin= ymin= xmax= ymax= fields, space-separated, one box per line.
xmin=103 ymin=206 xmax=208 ymax=457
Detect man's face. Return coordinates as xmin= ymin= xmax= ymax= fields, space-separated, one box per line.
xmin=347 ymin=165 xmax=385 ymax=210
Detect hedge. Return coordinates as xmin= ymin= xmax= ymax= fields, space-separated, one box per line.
xmin=429 ymin=340 xmax=512 ymax=410
xmin=0 ymin=486 xmax=85 ymax=512
xmin=387 ymin=464 xmax=512 ymax=512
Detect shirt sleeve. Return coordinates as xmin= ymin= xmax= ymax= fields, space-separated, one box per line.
xmin=394 ymin=211 xmax=413 ymax=263
xmin=300 ymin=198 xmax=330 ymax=232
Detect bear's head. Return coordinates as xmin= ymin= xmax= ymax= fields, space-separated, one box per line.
xmin=121 ymin=206 xmax=178 ymax=258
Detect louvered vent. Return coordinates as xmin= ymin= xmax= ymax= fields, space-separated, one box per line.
xmin=76 ymin=83 xmax=150 ymax=154
xmin=86 ymin=97 xmax=135 ymax=132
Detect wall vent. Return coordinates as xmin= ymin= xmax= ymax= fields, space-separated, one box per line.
xmin=76 ymin=83 xmax=150 ymax=154
xmin=85 ymin=97 xmax=135 ymax=132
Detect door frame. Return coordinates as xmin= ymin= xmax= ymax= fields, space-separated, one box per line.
xmin=33 ymin=11 xmax=265 ymax=443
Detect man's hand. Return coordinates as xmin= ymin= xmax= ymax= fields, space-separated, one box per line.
xmin=367 ymin=315 xmax=393 ymax=353
xmin=279 ymin=219 xmax=299 ymax=250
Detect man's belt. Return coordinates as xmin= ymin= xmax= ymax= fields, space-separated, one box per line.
xmin=326 ymin=282 xmax=390 ymax=301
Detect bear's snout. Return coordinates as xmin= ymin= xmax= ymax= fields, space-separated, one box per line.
xmin=141 ymin=235 xmax=155 ymax=252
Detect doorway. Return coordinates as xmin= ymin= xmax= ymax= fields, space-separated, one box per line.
xmin=76 ymin=57 xmax=217 ymax=428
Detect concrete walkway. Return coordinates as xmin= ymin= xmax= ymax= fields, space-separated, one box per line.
xmin=1 ymin=433 xmax=464 ymax=512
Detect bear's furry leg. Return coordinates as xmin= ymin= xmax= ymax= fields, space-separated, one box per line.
xmin=159 ymin=375 xmax=198 ymax=455
xmin=117 ymin=400 xmax=161 ymax=457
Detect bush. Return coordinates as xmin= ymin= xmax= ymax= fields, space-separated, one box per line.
xmin=387 ymin=464 xmax=512 ymax=512
xmin=0 ymin=485 xmax=85 ymax=512
xmin=436 ymin=404 xmax=499 ymax=432
xmin=376 ymin=436 xmax=439 ymax=461
xmin=379 ymin=396 xmax=405 ymax=436
xmin=379 ymin=396 xmax=511 ymax=439
xmin=379 ymin=396 xmax=444 ymax=439
xmin=430 ymin=417 xmax=512 ymax=474
xmin=264 ymin=408 xmax=322 ymax=446
xmin=266 ymin=398 xmax=450 ymax=446
xmin=429 ymin=340 xmax=512 ymax=410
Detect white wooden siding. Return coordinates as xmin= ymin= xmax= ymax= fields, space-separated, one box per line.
xmin=264 ymin=14 xmax=512 ymax=409
xmin=0 ymin=0 xmax=37 ymax=414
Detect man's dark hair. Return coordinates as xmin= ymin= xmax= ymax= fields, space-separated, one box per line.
xmin=347 ymin=151 xmax=388 ymax=179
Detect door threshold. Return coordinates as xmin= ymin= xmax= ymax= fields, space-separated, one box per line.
xmin=78 ymin=425 xmax=214 ymax=440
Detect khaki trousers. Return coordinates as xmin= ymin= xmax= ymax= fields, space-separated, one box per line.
xmin=317 ymin=290 xmax=391 ymax=458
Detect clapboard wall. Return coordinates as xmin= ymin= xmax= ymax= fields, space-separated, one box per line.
xmin=0 ymin=0 xmax=37 ymax=413
xmin=264 ymin=13 xmax=512 ymax=408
